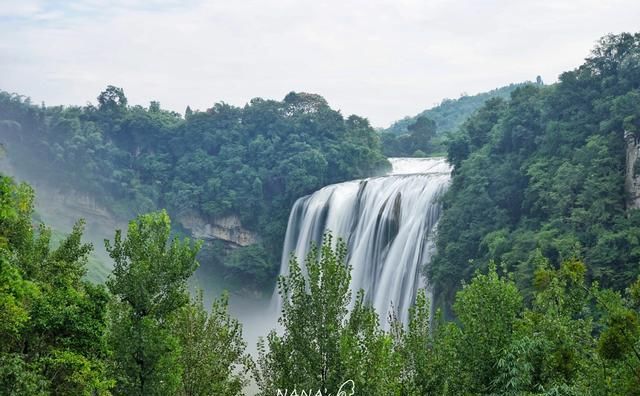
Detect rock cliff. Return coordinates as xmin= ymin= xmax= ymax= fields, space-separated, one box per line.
xmin=178 ymin=211 xmax=260 ymax=247
xmin=625 ymin=130 xmax=640 ymax=210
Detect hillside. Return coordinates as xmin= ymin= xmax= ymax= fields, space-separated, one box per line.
xmin=431 ymin=33 xmax=640 ymax=313
xmin=384 ymin=82 xmax=530 ymax=136
xmin=379 ymin=82 xmax=531 ymax=157
xmin=0 ymin=90 xmax=389 ymax=290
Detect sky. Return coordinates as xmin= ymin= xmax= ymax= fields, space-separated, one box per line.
xmin=1 ymin=0 xmax=640 ymax=128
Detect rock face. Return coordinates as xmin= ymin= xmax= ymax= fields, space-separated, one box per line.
xmin=178 ymin=212 xmax=259 ymax=247
xmin=0 ymin=160 xmax=118 ymax=232
xmin=38 ymin=188 xmax=118 ymax=229
xmin=0 ymin=159 xmax=259 ymax=250
xmin=625 ymin=131 xmax=640 ymax=210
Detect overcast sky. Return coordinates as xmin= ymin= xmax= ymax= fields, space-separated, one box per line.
xmin=1 ymin=0 xmax=639 ymax=127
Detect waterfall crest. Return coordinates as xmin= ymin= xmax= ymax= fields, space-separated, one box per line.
xmin=274 ymin=157 xmax=451 ymax=325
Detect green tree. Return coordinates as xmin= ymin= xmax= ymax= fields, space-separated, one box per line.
xmin=106 ymin=210 xmax=200 ymax=396
xmin=453 ymin=263 xmax=523 ymax=393
xmin=254 ymin=234 xmax=352 ymax=395
xmin=97 ymin=85 xmax=128 ymax=113
xmin=0 ymin=175 xmax=112 ymax=395
xmin=172 ymin=291 xmax=251 ymax=396
xmin=407 ymin=115 xmax=437 ymax=154
xmin=433 ymin=32 xmax=640 ymax=312
xmin=0 ymin=87 xmax=390 ymax=289
xmin=494 ymin=258 xmax=595 ymax=395
xmin=395 ymin=289 xmax=435 ymax=395
xmin=256 ymin=233 xmax=404 ymax=396
xmin=340 ymin=290 xmax=402 ymax=395
xmin=592 ymin=275 xmax=640 ymax=394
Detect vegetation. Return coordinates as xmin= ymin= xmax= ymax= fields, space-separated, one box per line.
xmin=254 ymin=234 xmax=401 ymax=395
xmin=0 ymin=90 xmax=389 ymax=287
xmin=2 ymin=31 xmax=640 ymax=395
xmin=380 ymin=82 xmax=529 ymax=156
xmin=256 ymin=233 xmax=640 ymax=395
xmin=105 ymin=210 xmax=200 ymax=395
xmin=0 ymin=175 xmax=250 ymax=395
xmin=431 ymin=32 xmax=640 ymax=313
xmin=0 ymin=176 xmax=112 ymax=395
xmin=173 ymin=291 xmax=251 ymax=396
xmin=384 ymin=82 xmax=528 ymax=136
xmin=380 ymin=115 xmax=440 ymax=157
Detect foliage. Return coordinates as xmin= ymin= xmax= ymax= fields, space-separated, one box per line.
xmin=0 ymin=90 xmax=389 ymax=287
xmin=382 ymin=82 xmax=530 ymax=156
xmin=432 ymin=32 xmax=640 ymax=313
xmin=105 ymin=210 xmax=200 ymax=395
xmin=381 ymin=115 xmax=440 ymax=157
xmin=385 ymin=83 xmax=529 ymax=136
xmin=2 ymin=171 xmax=640 ymax=394
xmin=0 ymin=174 xmax=113 ymax=395
xmin=254 ymin=234 xmax=352 ymax=394
xmin=0 ymin=176 xmax=252 ymax=395
xmin=256 ymin=231 xmax=640 ymax=395
xmin=172 ymin=291 xmax=251 ymax=396
xmin=254 ymin=233 xmax=402 ymax=396
xmin=454 ymin=263 xmax=523 ymax=393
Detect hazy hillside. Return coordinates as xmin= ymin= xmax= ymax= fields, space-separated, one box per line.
xmin=0 ymin=90 xmax=389 ymax=290
xmin=384 ymin=82 xmax=531 ymax=136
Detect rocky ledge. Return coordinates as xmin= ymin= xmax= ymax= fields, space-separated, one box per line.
xmin=178 ymin=212 xmax=260 ymax=247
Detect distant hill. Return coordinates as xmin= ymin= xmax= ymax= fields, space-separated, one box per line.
xmin=384 ymin=82 xmax=532 ymax=135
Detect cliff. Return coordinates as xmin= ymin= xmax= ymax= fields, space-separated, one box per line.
xmin=177 ymin=211 xmax=260 ymax=247
xmin=625 ymin=130 xmax=640 ymax=210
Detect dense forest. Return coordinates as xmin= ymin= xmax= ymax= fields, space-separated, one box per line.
xmin=0 ymin=91 xmax=389 ymax=287
xmin=380 ymin=82 xmax=528 ymax=156
xmin=431 ymin=32 xmax=640 ymax=313
xmin=2 ymin=178 xmax=639 ymax=394
xmin=0 ymin=176 xmax=249 ymax=395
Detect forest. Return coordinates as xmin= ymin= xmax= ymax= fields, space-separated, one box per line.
xmin=1 ymin=177 xmax=639 ymax=395
xmin=1 ymin=31 xmax=640 ymax=395
xmin=0 ymin=90 xmax=389 ymax=288
xmin=431 ymin=32 xmax=640 ymax=314
xmin=380 ymin=82 xmax=527 ymax=157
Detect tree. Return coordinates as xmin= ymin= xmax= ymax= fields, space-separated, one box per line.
xmin=453 ymin=263 xmax=523 ymax=393
xmin=0 ymin=87 xmax=391 ymax=291
xmin=493 ymin=258 xmax=594 ymax=395
xmin=106 ymin=210 xmax=200 ymax=396
xmin=254 ymin=233 xmax=352 ymax=395
xmin=434 ymin=32 xmax=640 ymax=312
xmin=172 ymin=291 xmax=251 ymax=396
xmin=407 ymin=115 xmax=437 ymax=153
xmin=593 ymin=275 xmax=640 ymax=394
xmin=97 ymin=85 xmax=128 ymax=113
xmin=255 ymin=233 xmax=403 ymax=396
xmin=341 ymin=290 xmax=402 ymax=395
xmin=0 ymin=175 xmax=112 ymax=395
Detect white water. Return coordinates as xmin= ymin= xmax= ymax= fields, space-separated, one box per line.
xmin=273 ymin=157 xmax=451 ymax=325
xmin=387 ymin=157 xmax=450 ymax=175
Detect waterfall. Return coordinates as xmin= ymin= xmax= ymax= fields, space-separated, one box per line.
xmin=273 ymin=157 xmax=451 ymax=325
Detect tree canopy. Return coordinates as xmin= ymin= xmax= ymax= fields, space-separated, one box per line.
xmin=0 ymin=90 xmax=389 ymax=287
xmin=432 ymin=32 xmax=640 ymax=313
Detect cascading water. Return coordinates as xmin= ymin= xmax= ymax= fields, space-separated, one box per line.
xmin=273 ymin=157 xmax=451 ymax=325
